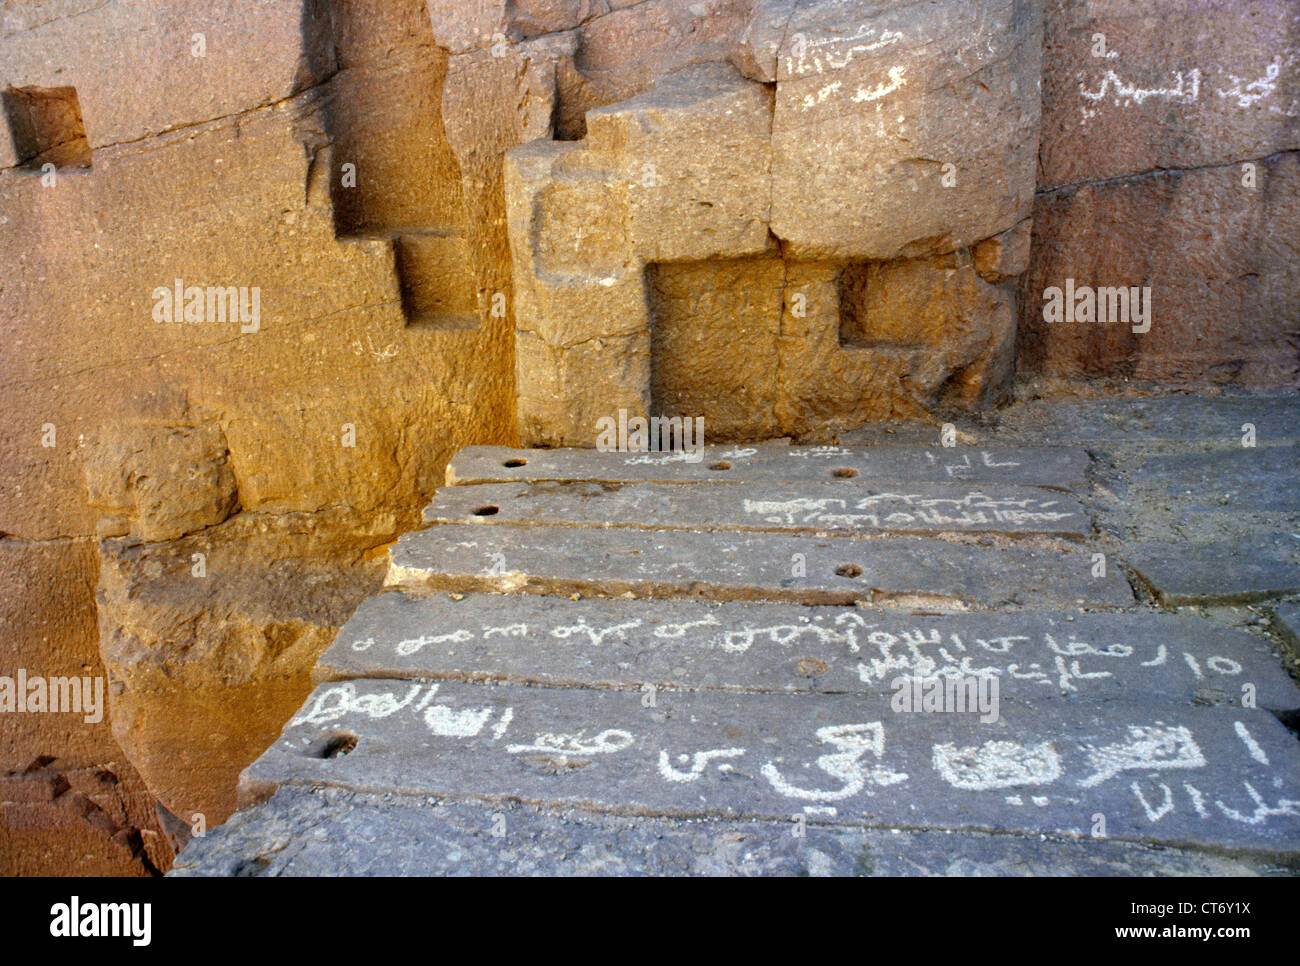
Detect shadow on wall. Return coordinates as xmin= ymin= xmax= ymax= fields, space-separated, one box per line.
xmin=299 ymin=0 xmax=479 ymax=330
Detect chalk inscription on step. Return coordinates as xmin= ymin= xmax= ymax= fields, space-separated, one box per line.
xmin=278 ymin=683 xmax=1300 ymax=831
xmin=349 ymin=618 xmax=1246 ymax=699
xmin=741 ymin=490 xmax=1076 ymax=529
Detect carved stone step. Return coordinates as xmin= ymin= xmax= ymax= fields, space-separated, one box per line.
xmin=424 ymin=480 xmax=1091 ymax=538
xmin=447 ymin=443 xmax=1091 ymax=489
xmin=318 ymin=591 xmax=1300 ymax=711
xmin=387 ymin=523 xmax=1133 ymax=608
xmin=244 ymin=679 xmax=1300 ymax=854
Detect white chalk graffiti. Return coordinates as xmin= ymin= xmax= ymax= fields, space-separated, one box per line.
xmin=396 ymin=629 xmax=473 ymax=656
xmin=857 ymin=626 xmax=1003 ymax=685
xmin=291 ymin=682 xmax=432 ymax=726
xmin=933 ymin=740 xmax=1062 ymax=790
xmin=507 ymin=729 xmax=634 ymax=756
xmin=723 ymin=612 xmax=870 ymax=654
xmin=942 ymin=452 xmax=1022 ymax=478
xmin=355 ymin=613 xmax=1248 ymax=705
xmin=786 ymin=446 xmax=848 ymax=459
xmin=786 ymin=25 xmax=904 ymax=77
xmin=483 ymin=623 xmax=528 ymax=638
xmin=1008 ymin=656 xmax=1112 ymax=692
xmin=743 ymin=496 xmax=847 ymax=525
xmin=1185 ymin=783 xmax=1209 ymax=818
xmin=1233 ymin=721 xmax=1269 ymax=766
xmin=551 ymin=617 xmax=643 ymax=646
xmin=1215 ymin=782 xmax=1300 ymax=826
xmin=653 ymin=614 xmax=721 ymax=639
xmin=424 ymin=704 xmax=495 ymax=738
xmin=803 ymin=80 xmax=842 ymax=111
xmin=657 ymin=747 xmax=746 ymax=783
xmin=1079 ymin=725 xmax=1206 ymax=789
xmin=1217 ymin=61 xmax=1281 ymax=107
xmin=741 ymin=490 xmax=1076 ymax=530
xmin=622 ymin=448 xmax=706 ymax=465
xmin=284 ymin=679 xmax=1300 ymax=837
xmin=289 ymin=682 xmax=513 ymax=742
xmin=852 ymin=66 xmax=907 ymax=103
xmin=762 ymin=723 xmax=908 ymax=802
xmin=1081 ymin=69 xmax=1201 ymax=105
xmin=1132 ymin=781 xmax=1175 ymax=822
xmin=1079 ymin=58 xmax=1292 ymax=123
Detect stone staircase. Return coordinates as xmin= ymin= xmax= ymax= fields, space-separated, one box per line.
xmin=173 ymin=401 xmax=1300 ymax=875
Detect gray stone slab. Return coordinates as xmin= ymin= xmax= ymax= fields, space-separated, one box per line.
xmin=1127 ymin=539 xmax=1300 ymax=605
xmin=448 ymin=444 xmax=1091 ymax=490
xmin=425 ymin=481 xmax=1091 ymax=537
xmin=246 ymin=679 xmax=1300 ymax=853
xmin=1110 ymin=447 xmax=1300 ymax=513
xmin=1274 ymin=602 xmax=1300 ymax=646
xmin=387 ymin=524 xmax=1135 ymax=608
xmin=172 ymin=785 xmax=1295 ymax=877
xmin=321 ymin=592 xmax=1300 ymax=711
xmin=994 ymin=395 xmax=1300 ymax=445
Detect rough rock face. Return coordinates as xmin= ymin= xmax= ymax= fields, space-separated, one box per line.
xmin=0 ymin=0 xmax=518 ymax=872
xmin=0 ymin=756 xmax=175 ymax=876
xmin=94 ymin=511 xmax=387 ymax=824
xmin=1019 ymin=0 xmax=1300 ymax=385
xmin=508 ymin=0 xmax=1044 ymax=443
xmin=759 ymin=0 xmax=1042 ymax=262
xmin=0 ymin=538 xmax=168 ymax=874
xmin=1021 ymin=154 xmax=1300 ymax=384
xmin=83 ymin=422 xmax=239 ymax=542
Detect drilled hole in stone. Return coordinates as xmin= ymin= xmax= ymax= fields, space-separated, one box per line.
xmin=308 ymin=733 xmax=358 ymax=759
xmin=473 ymin=505 xmax=499 ymax=516
xmin=836 ymin=564 xmax=863 ymax=578
xmin=832 ymin=467 xmax=859 ymax=478
xmin=503 ymin=459 xmax=527 ymax=467
xmin=709 ymin=461 xmax=731 ymax=471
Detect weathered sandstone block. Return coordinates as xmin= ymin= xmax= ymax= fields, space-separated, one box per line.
xmin=763 ymin=0 xmax=1043 ymax=260
xmin=83 ymin=422 xmax=238 ymax=542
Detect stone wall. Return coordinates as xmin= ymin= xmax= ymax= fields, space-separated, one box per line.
xmin=1020 ymin=0 xmax=1299 ymax=384
xmin=508 ymin=1 xmax=1043 ymax=442
xmin=0 ymin=0 xmax=520 ymax=872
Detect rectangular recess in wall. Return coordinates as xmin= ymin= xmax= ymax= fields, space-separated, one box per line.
xmin=3 ymin=86 xmax=92 ymax=170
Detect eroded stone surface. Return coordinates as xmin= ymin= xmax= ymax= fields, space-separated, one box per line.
xmin=172 ymin=784 xmax=1295 ymax=877
xmin=425 ymin=480 xmax=1091 ymax=537
xmin=184 ymin=413 xmax=1300 ymax=874
xmin=94 ymin=511 xmax=387 ymax=821
xmin=994 ymin=395 xmax=1300 ymax=445
xmin=387 ymin=523 xmax=1134 ymax=608
xmin=320 ymin=591 xmax=1300 ymax=711
xmin=766 ymin=0 xmax=1042 ymax=261
xmin=1107 ymin=447 xmax=1300 ymax=514
xmin=1273 ymin=603 xmax=1300 ymax=650
xmin=1127 ymin=539 xmax=1300 ymax=606
xmin=506 ymin=1 xmax=1045 ymax=443
xmin=4 ymin=0 xmax=1298 ymax=879
xmin=245 ymin=678 xmax=1300 ymax=853
xmin=448 ymin=443 xmax=1092 ymax=488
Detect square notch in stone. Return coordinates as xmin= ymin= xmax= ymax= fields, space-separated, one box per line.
xmin=837 ymin=261 xmax=924 ymax=351
xmin=646 ymin=257 xmax=784 ymax=440
xmin=394 ymin=233 xmax=480 ymax=331
xmin=3 ymin=86 xmax=92 ymax=171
